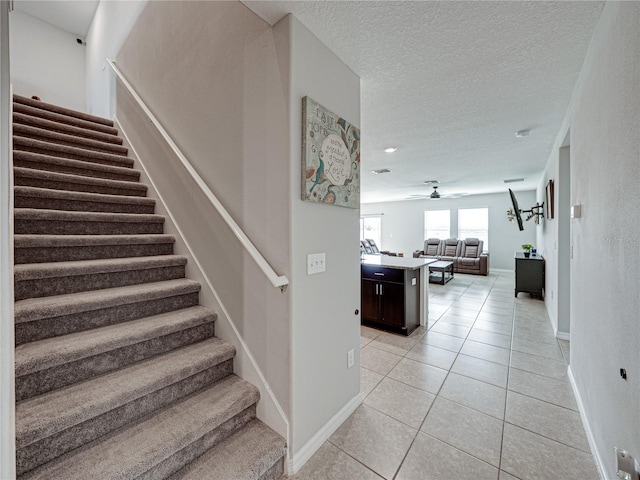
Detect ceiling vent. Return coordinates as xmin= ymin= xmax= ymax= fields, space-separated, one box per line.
xmin=372 ymin=168 xmax=392 ymax=175
xmin=423 ymin=180 xmax=440 ymax=185
xmin=504 ymin=178 xmax=525 ymax=183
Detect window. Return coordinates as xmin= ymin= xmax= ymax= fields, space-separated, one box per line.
xmin=424 ymin=210 xmax=450 ymax=240
xmin=458 ymin=207 xmax=488 ymax=251
xmin=360 ymin=216 xmax=382 ymax=249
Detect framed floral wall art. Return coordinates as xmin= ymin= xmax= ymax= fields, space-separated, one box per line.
xmin=302 ymin=96 xmax=360 ymax=208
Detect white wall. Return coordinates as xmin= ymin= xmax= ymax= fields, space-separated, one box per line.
xmin=362 ymin=191 xmax=537 ymax=271
xmin=0 ymin=2 xmax=16 ymax=477
xmin=539 ymin=1 xmax=639 ymax=477
xmin=278 ymin=13 xmax=362 ymax=460
xmin=84 ymin=0 xmax=147 ymax=117
xmin=114 ymin=0 xmax=290 ymax=444
xmin=10 ymin=10 xmax=85 ymax=111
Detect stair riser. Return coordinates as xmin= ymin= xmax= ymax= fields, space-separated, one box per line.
xmin=16 ymin=323 xmax=215 ymax=401
xmin=13 ymin=158 xmax=139 ymax=182
xmin=15 ymin=265 xmax=185 ymax=300
xmin=16 ymin=292 xmax=201 ymax=345
xmin=146 ymin=406 xmax=256 ymax=480
xmin=15 ymin=243 xmax=173 ymax=264
xmin=16 ymin=131 xmax=128 ymax=156
xmin=16 ymin=360 xmax=234 ymax=476
xmin=14 ymin=144 xmax=132 ymax=169
xmin=14 ymin=113 xmax=123 ymax=145
xmin=13 ymin=103 xmax=118 ymax=136
xmin=14 ymin=195 xmax=155 ymax=214
xmin=14 ymin=175 xmax=147 ymax=197
xmin=259 ymin=458 xmax=286 ymax=480
xmin=15 ymin=219 xmax=164 ymax=235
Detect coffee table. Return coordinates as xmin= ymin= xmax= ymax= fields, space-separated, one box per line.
xmin=429 ymin=261 xmax=454 ymax=285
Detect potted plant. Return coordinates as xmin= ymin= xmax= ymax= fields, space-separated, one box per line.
xmin=521 ymin=244 xmax=533 ymax=258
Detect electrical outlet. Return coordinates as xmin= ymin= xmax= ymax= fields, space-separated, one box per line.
xmin=347 ymin=349 xmax=354 ymax=369
xmin=307 ymin=253 xmax=326 ymax=275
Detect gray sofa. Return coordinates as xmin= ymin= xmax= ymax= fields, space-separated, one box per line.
xmin=414 ymin=238 xmax=489 ymax=275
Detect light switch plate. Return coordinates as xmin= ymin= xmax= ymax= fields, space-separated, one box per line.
xmin=347 ymin=349 xmax=354 ymax=369
xmin=307 ymin=253 xmax=326 ymax=275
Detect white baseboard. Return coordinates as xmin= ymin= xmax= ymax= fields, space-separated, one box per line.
xmin=286 ymin=393 xmax=362 ymax=476
xmin=567 ymin=366 xmax=606 ymax=479
xmin=490 ymin=268 xmax=514 ymax=274
xmin=556 ymin=331 xmax=570 ymax=341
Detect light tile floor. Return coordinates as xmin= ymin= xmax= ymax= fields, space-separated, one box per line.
xmin=290 ymin=271 xmax=600 ymax=480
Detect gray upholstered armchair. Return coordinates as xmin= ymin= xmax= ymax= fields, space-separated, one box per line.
xmin=413 ymin=238 xmax=442 ymax=258
xmin=457 ymin=238 xmax=489 ymax=275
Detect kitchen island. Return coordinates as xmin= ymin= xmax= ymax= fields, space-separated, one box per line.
xmin=361 ymin=255 xmax=435 ymax=335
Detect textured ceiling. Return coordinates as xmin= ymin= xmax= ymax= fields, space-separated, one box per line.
xmin=13 ymin=0 xmax=98 ymax=38
xmin=14 ymin=1 xmax=604 ymax=203
xmin=243 ymin=1 xmax=604 ymax=203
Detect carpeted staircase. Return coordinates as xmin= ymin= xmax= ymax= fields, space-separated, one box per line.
xmin=12 ymin=94 xmax=286 ymax=479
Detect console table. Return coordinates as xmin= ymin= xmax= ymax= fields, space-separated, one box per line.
xmin=361 ymin=255 xmax=434 ymax=335
xmin=514 ymin=252 xmax=544 ymax=298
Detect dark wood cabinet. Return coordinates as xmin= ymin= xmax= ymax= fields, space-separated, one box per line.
xmin=361 ymin=265 xmax=419 ymax=335
xmin=515 ymin=252 xmax=545 ymax=298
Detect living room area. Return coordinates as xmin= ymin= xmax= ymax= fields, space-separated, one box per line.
xmin=360 ymin=190 xmax=537 ymax=273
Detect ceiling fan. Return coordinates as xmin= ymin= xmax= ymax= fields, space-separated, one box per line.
xmin=405 ymin=186 xmax=468 ymax=200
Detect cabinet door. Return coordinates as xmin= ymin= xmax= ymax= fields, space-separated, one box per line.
xmin=516 ymin=259 xmax=543 ymax=292
xmin=380 ymin=282 xmax=405 ymax=327
xmin=361 ymin=279 xmax=380 ymax=322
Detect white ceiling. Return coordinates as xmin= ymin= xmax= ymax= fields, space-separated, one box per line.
xmin=243 ymin=1 xmax=604 ymax=203
xmin=13 ymin=0 xmax=98 ymax=38
xmin=14 ymin=1 xmax=604 ymax=204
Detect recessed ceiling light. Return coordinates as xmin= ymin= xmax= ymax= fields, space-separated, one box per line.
xmin=515 ymin=129 xmax=531 ymax=138
xmin=372 ymin=168 xmax=392 ymax=174
xmin=384 ymin=147 xmax=397 ymax=153
xmin=504 ymin=178 xmax=525 ymax=183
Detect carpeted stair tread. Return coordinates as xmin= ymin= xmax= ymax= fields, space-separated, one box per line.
xmin=14 ymin=150 xmax=140 ymax=182
xmin=15 ymin=233 xmax=174 ymax=249
xmin=14 ymin=136 xmax=133 ymax=168
xmin=170 ymin=419 xmax=286 ymax=480
xmin=15 ymin=255 xmax=186 ymax=282
xmin=14 ymin=167 xmax=148 ymax=196
xmin=15 ymin=305 xmax=216 ymax=377
xmin=13 ymin=112 xmax=123 ymax=145
xmin=13 ymin=103 xmax=119 ymax=136
xmin=14 ymin=186 xmax=155 ymax=213
xmin=15 ymin=233 xmax=174 ymax=264
xmin=14 ymin=279 xmax=201 ymax=324
xmin=19 ymin=375 xmax=258 ymax=480
xmin=15 ymin=208 xmax=163 ymax=226
xmin=14 ymin=255 xmax=187 ymax=300
xmin=15 ymin=208 xmax=165 ymax=236
xmin=16 ymin=337 xmax=238 ymax=449
xmin=14 ymin=124 xmax=128 ymax=155
xmin=13 ymin=94 xmax=114 ymax=127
